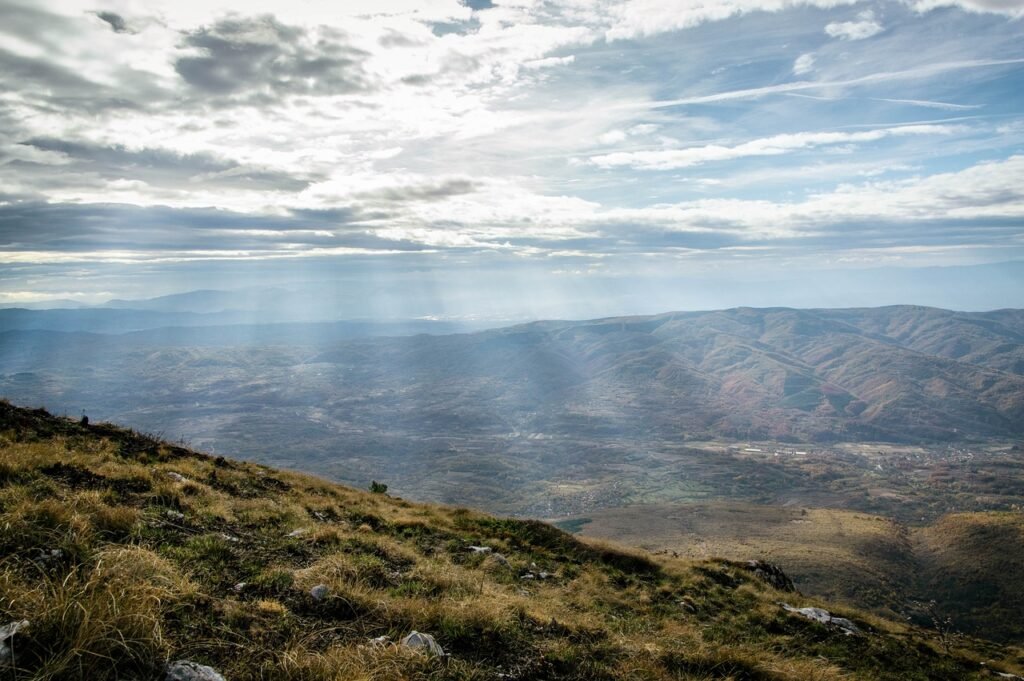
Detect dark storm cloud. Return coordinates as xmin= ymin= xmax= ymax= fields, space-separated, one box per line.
xmin=16 ymin=138 xmax=316 ymax=192
xmin=174 ymin=16 xmax=371 ymax=102
xmin=94 ymin=11 xmax=131 ymax=34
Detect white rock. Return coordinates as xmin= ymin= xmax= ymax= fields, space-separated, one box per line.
xmin=781 ymin=603 xmax=861 ymax=635
xmin=165 ymin=660 xmax=226 ymax=681
xmin=468 ymin=545 xmax=492 ymax=554
xmin=167 ymin=472 xmax=189 ymax=483
xmin=310 ymin=584 xmax=330 ymax=601
xmin=490 ymin=553 xmax=510 ymax=567
xmin=286 ymin=529 xmax=308 ymax=538
xmin=368 ymin=635 xmax=392 ymax=647
xmin=400 ymin=631 xmax=444 ymax=656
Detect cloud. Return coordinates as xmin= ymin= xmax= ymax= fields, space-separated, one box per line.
xmin=9 ymin=138 xmax=316 ymax=194
xmin=825 ymin=9 xmax=884 ymax=39
xmin=93 ymin=11 xmax=131 ymax=34
xmin=174 ymin=15 xmax=370 ymax=100
xmin=1 ymin=0 xmax=1023 ymax=294
xmin=647 ymin=58 xmax=1024 ymax=106
xmin=868 ymin=97 xmax=982 ymax=110
xmin=793 ymin=53 xmax=815 ymax=75
xmin=601 ymin=0 xmax=862 ymax=41
xmin=908 ymin=0 xmax=1024 ymax=17
xmin=588 ymin=124 xmax=956 ymax=170
xmin=355 ymin=177 xmax=480 ymax=203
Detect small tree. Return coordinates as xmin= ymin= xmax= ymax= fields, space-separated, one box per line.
xmin=369 ymin=480 xmax=388 ymax=494
xmin=914 ymin=599 xmax=963 ymax=654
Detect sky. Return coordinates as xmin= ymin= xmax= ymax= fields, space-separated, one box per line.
xmin=0 ymin=0 xmax=1023 ymax=319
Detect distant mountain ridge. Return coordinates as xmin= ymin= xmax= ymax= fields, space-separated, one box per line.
xmin=304 ymin=305 xmax=1024 ymax=442
xmin=1 ymin=305 xmax=1023 ymax=446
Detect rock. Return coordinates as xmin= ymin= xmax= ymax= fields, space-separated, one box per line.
xmin=232 ymin=582 xmax=247 ymax=593
xmin=744 ymin=560 xmax=796 ymax=592
xmin=218 ymin=533 xmax=240 ymax=543
xmin=520 ymin=573 xmax=535 ymax=580
xmin=310 ymin=584 xmax=330 ymax=601
xmin=0 ymin=620 xmax=29 ymax=668
xmin=781 ymin=603 xmax=861 ymax=635
xmin=538 ymin=571 xmax=553 ymax=580
xmin=468 ymin=545 xmax=492 ymax=554
xmin=167 ymin=472 xmax=189 ymax=483
xmin=165 ymin=660 xmax=226 ymax=681
xmin=165 ymin=510 xmax=185 ymax=522
xmin=286 ymin=529 xmax=308 ymax=538
xmin=400 ymin=631 xmax=444 ymax=656
xmin=368 ymin=635 xmax=392 ymax=647
xmin=490 ymin=553 xmax=510 ymax=568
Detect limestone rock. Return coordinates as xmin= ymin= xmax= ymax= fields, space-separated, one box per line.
xmin=310 ymin=584 xmax=330 ymax=601
xmin=781 ymin=603 xmax=861 ymax=635
xmin=165 ymin=660 xmax=226 ymax=681
xmin=400 ymin=631 xmax=444 ymax=656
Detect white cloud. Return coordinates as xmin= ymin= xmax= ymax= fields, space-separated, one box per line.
xmin=908 ymin=0 xmax=1024 ymax=17
xmin=598 ymin=129 xmax=628 ymax=144
xmin=599 ymin=0 xmax=862 ymax=41
xmin=825 ymin=9 xmax=884 ymax=39
xmin=793 ymin=53 xmax=816 ymax=75
xmin=647 ymin=58 xmax=1024 ymax=106
xmin=588 ymin=124 xmax=957 ymax=170
xmin=522 ymin=55 xmax=576 ymax=69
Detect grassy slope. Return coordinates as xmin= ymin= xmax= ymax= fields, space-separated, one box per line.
xmin=567 ymin=503 xmax=916 ymax=616
xmin=571 ymin=502 xmax=1024 ymax=644
xmin=915 ymin=512 xmax=1024 ymax=644
xmin=0 ymin=402 xmax=1021 ymax=681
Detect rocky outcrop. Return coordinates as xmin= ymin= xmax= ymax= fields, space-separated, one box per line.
xmin=744 ymin=560 xmax=796 ymax=592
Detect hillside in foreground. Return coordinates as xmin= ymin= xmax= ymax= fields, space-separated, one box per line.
xmin=0 ymin=401 xmax=1022 ymax=680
